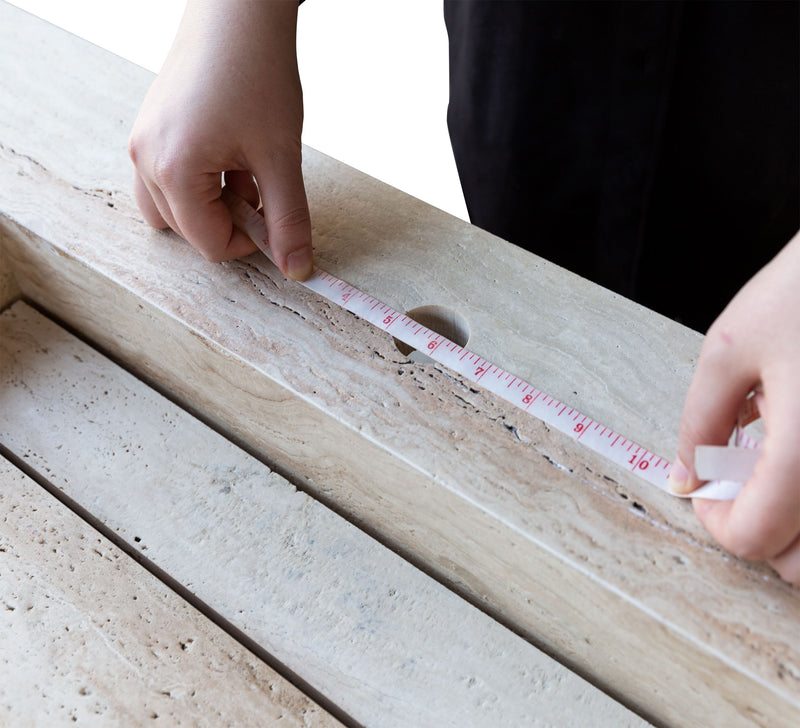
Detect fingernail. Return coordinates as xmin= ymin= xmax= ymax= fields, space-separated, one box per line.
xmin=668 ymin=457 xmax=692 ymax=494
xmin=286 ymin=246 xmax=313 ymax=281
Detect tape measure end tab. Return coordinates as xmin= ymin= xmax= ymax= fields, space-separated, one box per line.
xmin=695 ymin=445 xmax=758 ymax=483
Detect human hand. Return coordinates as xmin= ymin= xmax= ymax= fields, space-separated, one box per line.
xmin=128 ymin=0 xmax=313 ymax=280
xmin=669 ymin=230 xmax=800 ymax=583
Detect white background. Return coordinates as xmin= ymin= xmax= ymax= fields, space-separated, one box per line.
xmin=8 ymin=0 xmax=468 ymax=221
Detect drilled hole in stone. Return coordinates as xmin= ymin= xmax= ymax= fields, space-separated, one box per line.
xmin=394 ymin=305 xmax=470 ymax=364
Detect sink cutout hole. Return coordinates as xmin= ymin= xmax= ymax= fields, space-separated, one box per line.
xmin=394 ymin=305 xmax=470 ymax=363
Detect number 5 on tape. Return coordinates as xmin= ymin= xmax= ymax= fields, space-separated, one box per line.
xmin=222 ymin=188 xmax=757 ymax=502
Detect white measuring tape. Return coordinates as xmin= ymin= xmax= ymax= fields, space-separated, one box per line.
xmin=223 ymin=188 xmax=759 ymax=501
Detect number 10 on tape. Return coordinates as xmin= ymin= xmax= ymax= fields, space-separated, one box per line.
xmin=223 ymin=189 xmax=749 ymax=501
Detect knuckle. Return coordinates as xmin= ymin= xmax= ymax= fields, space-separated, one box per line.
xmin=127 ymin=133 xmax=141 ymax=166
xmin=273 ymin=205 xmax=311 ymax=234
xmin=150 ymin=148 xmax=186 ymax=191
xmin=127 ymin=131 xmax=188 ymax=193
xmin=697 ymin=325 xmax=735 ymax=369
xmin=677 ymin=418 xmax=707 ymax=454
xmin=724 ymin=521 xmax=773 ymax=562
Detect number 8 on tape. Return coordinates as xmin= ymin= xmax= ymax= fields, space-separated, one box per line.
xmin=223 ymin=188 xmax=756 ymax=502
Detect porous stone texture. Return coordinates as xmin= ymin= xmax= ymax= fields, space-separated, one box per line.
xmin=0 ymin=458 xmax=339 ymax=727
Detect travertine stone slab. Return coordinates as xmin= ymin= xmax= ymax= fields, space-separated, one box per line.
xmin=0 ymin=244 xmax=18 ymax=310
xmin=0 ymin=301 xmax=648 ymax=728
xmin=0 ymin=456 xmax=340 ymax=727
xmin=1 ymin=4 xmax=797 ymax=727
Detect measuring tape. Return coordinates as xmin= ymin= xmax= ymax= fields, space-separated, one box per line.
xmin=223 ymin=189 xmax=758 ymax=501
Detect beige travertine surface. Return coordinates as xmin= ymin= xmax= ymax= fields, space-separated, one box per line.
xmin=0 ymin=244 xmax=18 ymax=310
xmin=0 ymin=4 xmax=797 ymax=727
xmin=0 ymin=457 xmax=340 ymax=728
xmin=0 ymin=302 xmax=649 ymax=727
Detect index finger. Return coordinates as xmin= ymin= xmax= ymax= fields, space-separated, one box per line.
xmin=669 ymin=329 xmax=757 ymax=494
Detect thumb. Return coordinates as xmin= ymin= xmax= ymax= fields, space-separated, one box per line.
xmin=256 ymin=158 xmax=314 ymax=281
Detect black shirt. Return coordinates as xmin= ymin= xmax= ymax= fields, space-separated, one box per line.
xmin=445 ymin=0 xmax=799 ymax=331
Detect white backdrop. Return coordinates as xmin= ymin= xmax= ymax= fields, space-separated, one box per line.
xmin=9 ymin=0 xmax=468 ymax=221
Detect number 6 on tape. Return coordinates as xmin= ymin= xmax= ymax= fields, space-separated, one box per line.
xmin=223 ymin=188 xmax=757 ymax=501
